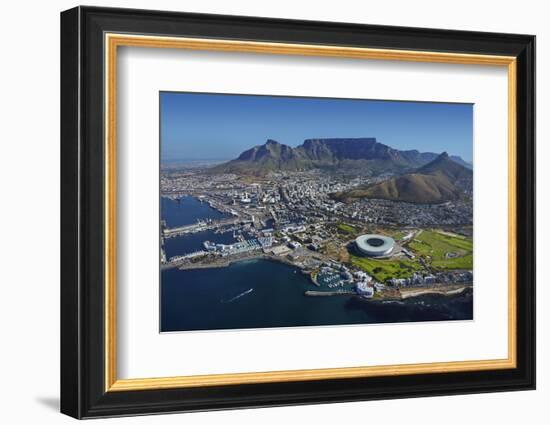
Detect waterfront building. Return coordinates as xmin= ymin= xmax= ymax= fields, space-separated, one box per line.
xmin=288 ymin=241 xmax=302 ymax=250
xmin=268 ymin=245 xmax=292 ymax=256
xmin=356 ymin=280 xmax=374 ymax=297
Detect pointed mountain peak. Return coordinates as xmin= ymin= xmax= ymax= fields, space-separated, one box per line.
xmin=265 ymin=139 xmax=280 ymax=145
xmin=416 ymin=150 xmax=471 ymax=182
xmin=419 ymin=151 xmax=452 ymax=169
xmin=418 ymin=152 xmax=454 ymax=171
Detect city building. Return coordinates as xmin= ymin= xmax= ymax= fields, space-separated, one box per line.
xmin=356 ymin=280 xmax=374 ymax=297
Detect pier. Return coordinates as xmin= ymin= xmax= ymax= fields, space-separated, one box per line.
xmin=163 ymin=217 xmax=250 ymax=237
xmin=304 ymin=290 xmax=356 ymax=297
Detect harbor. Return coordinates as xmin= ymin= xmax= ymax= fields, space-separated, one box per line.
xmin=160 ymin=195 xmax=473 ymax=332
xmin=161 ymin=257 xmax=473 ymax=332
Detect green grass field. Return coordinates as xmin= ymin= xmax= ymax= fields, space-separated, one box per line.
xmin=432 ymin=253 xmax=473 ymax=270
xmin=350 ymin=254 xmax=423 ymax=282
xmin=347 ymin=229 xmax=472 ymax=282
xmin=383 ymin=229 xmax=408 ymax=240
xmin=337 ymin=223 xmax=358 ymax=235
xmin=408 ymin=230 xmax=473 ymax=271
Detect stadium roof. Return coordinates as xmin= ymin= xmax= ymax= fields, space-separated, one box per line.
xmin=355 ymin=234 xmax=395 ymax=257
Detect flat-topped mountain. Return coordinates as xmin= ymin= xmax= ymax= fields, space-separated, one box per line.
xmin=209 ymin=138 xmax=471 ymax=176
xmin=299 ymin=138 xmax=396 ymax=161
xmin=334 ymin=152 xmax=473 ymax=204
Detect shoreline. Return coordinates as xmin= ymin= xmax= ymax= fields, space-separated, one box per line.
xmin=399 ymin=283 xmax=472 ymax=299
xmin=304 ymin=284 xmax=471 ymax=300
xmin=168 ymin=246 xmax=472 ymax=303
xmin=177 ymin=252 xmax=304 ymax=271
xmin=305 ymin=290 xmax=356 ymax=297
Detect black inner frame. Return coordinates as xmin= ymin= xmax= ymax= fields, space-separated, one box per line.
xmin=61 ymin=6 xmax=535 ymax=419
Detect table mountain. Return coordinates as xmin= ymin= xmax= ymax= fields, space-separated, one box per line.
xmin=209 ymin=138 xmax=471 ymax=176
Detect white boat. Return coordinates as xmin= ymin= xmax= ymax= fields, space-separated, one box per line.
xmin=224 ymin=288 xmax=254 ymax=303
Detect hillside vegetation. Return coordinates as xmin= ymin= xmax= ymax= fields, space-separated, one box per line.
xmin=335 ymin=152 xmax=473 ymax=204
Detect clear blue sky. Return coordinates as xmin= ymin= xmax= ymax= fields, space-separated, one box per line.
xmin=160 ymin=92 xmax=473 ymax=162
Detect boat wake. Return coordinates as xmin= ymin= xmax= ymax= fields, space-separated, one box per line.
xmin=222 ymin=288 xmax=254 ymax=303
xmin=382 ymin=300 xmax=404 ymax=305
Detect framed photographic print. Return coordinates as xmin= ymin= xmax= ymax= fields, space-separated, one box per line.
xmin=60 ymin=6 xmax=536 ymax=419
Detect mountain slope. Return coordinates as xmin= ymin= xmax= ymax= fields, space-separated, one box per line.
xmin=335 ymin=152 xmax=473 ymax=204
xmin=210 ymin=138 xmax=470 ymax=176
xmin=416 ymin=151 xmax=473 ymax=181
xmin=210 ymin=139 xmax=312 ymax=175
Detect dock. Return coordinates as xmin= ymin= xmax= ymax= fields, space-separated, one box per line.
xmin=163 ymin=217 xmax=249 ymax=237
xmin=304 ymin=290 xmax=356 ymax=297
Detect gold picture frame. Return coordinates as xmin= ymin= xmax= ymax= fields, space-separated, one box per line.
xmin=104 ymin=33 xmax=517 ymax=392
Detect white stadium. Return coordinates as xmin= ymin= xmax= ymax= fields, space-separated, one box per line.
xmin=355 ymin=234 xmax=395 ymax=257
